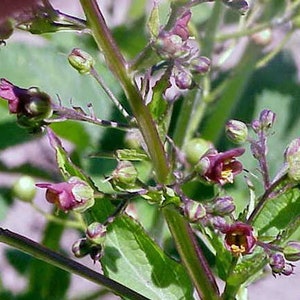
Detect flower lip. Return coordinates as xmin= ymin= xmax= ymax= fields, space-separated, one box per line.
xmin=224 ymin=222 xmax=257 ymax=256
xmin=198 ymin=147 xmax=245 ymax=185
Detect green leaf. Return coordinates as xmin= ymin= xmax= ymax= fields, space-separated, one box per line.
xmin=101 ymin=215 xmax=193 ymax=300
xmin=253 ymin=187 xmax=300 ymax=237
xmin=147 ymin=2 xmax=160 ymax=39
xmin=115 ymin=149 xmax=149 ymax=161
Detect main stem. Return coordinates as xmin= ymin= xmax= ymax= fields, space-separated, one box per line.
xmin=79 ymin=1 xmax=220 ymax=299
xmin=79 ymin=0 xmax=169 ymax=184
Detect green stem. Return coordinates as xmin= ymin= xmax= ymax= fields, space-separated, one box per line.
xmin=79 ymin=0 xmax=169 ymax=184
xmin=163 ymin=207 xmax=220 ymax=300
xmin=0 ymin=228 xmax=149 ymax=300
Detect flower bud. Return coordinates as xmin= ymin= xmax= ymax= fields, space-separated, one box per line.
xmin=225 ymin=120 xmax=248 ymax=144
xmin=86 ymin=222 xmax=107 ymax=245
xmin=72 ymin=238 xmax=90 ymax=258
xmin=183 ymin=199 xmax=206 ymax=223
xmin=89 ymin=244 xmax=104 ymax=262
xmin=36 ymin=177 xmax=95 ymax=213
xmin=269 ymin=253 xmax=285 ymax=274
xmin=211 ymin=196 xmax=235 ymax=216
xmin=68 ymin=48 xmax=95 ymax=74
xmin=174 ymin=70 xmax=193 ymax=90
xmin=283 ymin=241 xmax=300 ymax=262
xmin=285 ymin=138 xmax=300 ymax=182
xmin=111 ymin=161 xmax=138 ymax=191
xmin=184 ymin=138 xmax=213 ymax=165
xmin=190 ymin=56 xmax=211 ymax=74
xmin=210 ymin=216 xmax=230 ymax=233
xmin=259 ymin=109 xmax=276 ymax=130
xmin=12 ymin=176 xmax=36 ymax=203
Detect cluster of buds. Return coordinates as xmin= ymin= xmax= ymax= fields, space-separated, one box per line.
xmin=268 ymin=253 xmax=294 ymax=277
xmin=0 ymin=79 xmax=53 ymax=133
xmin=72 ymin=222 xmax=107 ymax=262
xmin=36 ymin=176 xmax=95 ymax=213
xmin=196 ymin=147 xmax=245 ymax=185
xmin=153 ymin=10 xmax=211 ymax=91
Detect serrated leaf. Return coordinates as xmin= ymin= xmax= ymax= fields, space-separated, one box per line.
xmin=253 ymin=187 xmax=300 ymax=237
xmin=101 ymin=215 xmax=193 ymax=300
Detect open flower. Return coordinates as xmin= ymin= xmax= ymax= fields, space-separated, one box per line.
xmin=224 ymin=222 xmax=257 ymax=256
xmin=36 ymin=177 xmax=95 ymax=213
xmin=197 ymin=148 xmax=245 ymax=185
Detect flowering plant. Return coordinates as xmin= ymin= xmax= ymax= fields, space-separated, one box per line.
xmin=1 ymin=0 xmax=300 ymax=299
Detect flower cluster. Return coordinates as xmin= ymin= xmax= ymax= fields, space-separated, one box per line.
xmin=153 ymin=10 xmax=210 ymax=91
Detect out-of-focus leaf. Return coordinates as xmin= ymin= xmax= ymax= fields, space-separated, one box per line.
xmin=128 ymin=0 xmax=147 ymax=20
xmin=101 ymin=215 xmax=193 ymax=300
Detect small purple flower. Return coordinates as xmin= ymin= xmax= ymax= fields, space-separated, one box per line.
xmin=224 ymin=222 xmax=257 ymax=256
xmin=197 ymin=148 xmax=245 ymax=185
xmin=36 ymin=177 xmax=94 ymax=213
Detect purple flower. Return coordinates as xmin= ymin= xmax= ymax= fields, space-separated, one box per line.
xmin=224 ymin=222 xmax=257 ymax=256
xmin=36 ymin=177 xmax=94 ymax=213
xmin=197 ymin=148 xmax=245 ymax=185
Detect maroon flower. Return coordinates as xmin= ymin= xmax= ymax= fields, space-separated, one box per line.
xmin=36 ymin=177 xmax=95 ymax=213
xmin=224 ymin=222 xmax=257 ymax=256
xmin=197 ymin=148 xmax=245 ymax=185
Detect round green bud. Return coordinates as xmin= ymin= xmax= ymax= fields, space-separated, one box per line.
xmin=68 ymin=48 xmax=95 ymax=74
xmin=184 ymin=138 xmax=213 ymax=165
xmin=12 ymin=176 xmax=36 ymax=202
xmin=111 ymin=161 xmax=138 ymax=191
xmin=225 ymin=120 xmax=248 ymax=144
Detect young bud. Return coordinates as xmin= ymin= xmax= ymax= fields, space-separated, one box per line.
xmin=68 ymin=48 xmax=95 ymax=74
xmin=251 ymin=29 xmax=272 ymax=46
xmin=184 ymin=138 xmax=213 ymax=165
xmin=183 ymin=199 xmax=206 ymax=223
xmin=12 ymin=176 xmax=36 ymax=203
xmin=111 ymin=161 xmax=138 ymax=191
xmin=90 ymin=244 xmax=104 ymax=262
xmin=225 ymin=120 xmax=248 ymax=144
xmin=86 ymin=222 xmax=107 ymax=245
xmin=283 ymin=241 xmax=300 ymax=262
xmin=211 ymin=196 xmax=235 ymax=216
xmin=285 ymin=138 xmax=300 ymax=182
xmin=72 ymin=238 xmax=90 ymax=258
xmin=190 ymin=56 xmax=211 ymax=74
xmin=174 ymin=70 xmax=193 ymax=90
xmin=259 ymin=109 xmax=276 ymax=130
xmin=269 ymin=253 xmax=285 ymax=274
